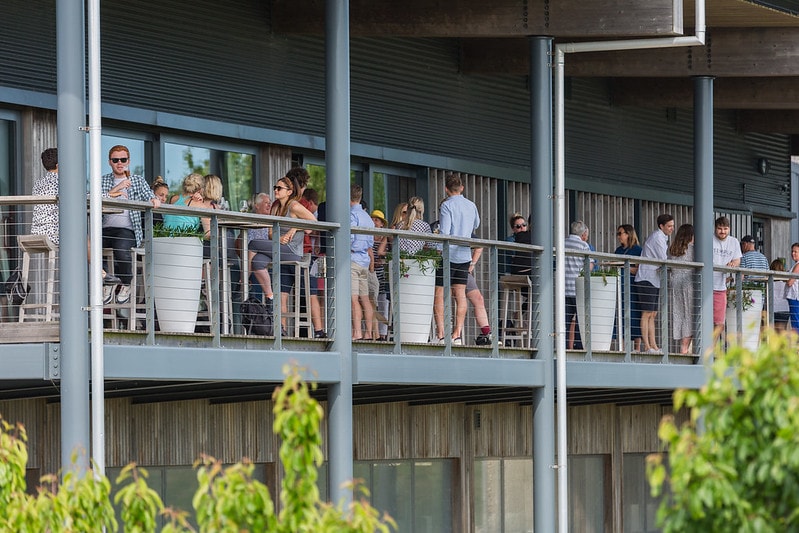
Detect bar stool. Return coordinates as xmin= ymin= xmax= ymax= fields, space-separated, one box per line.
xmin=500 ymin=274 xmax=533 ymax=348
xmin=281 ymin=253 xmax=312 ymax=337
xmin=196 ymin=259 xmax=214 ymax=330
xmin=127 ymin=247 xmax=147 ymax=330
xmin=17 ymin=235 xmax=58 ymax=322
xmin=101 ymin=247 xmax=123 ymax=329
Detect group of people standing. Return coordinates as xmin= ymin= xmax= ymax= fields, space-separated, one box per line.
xmin=367 ymin=174 xmax=493 ymax=345
xmin=611 ymin=213 xmax=797 ymax=355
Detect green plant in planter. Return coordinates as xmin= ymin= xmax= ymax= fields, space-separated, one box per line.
xmin=390 ymin=248 xmax=442 ymax=277
xmin=579 ymin=267 xmax=620 ymax=286
xmin=152 ymin=223 xmax=204 ymax=240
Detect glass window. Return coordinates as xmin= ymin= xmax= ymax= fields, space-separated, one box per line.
xmin=0 ymin=119 xmax=15 ymax=279
xmin=503 ymin=458 xmax=533 ymax=533
xmin=108 ymin=463 xmax=266 ymax=530
xmin=474 ymin=457 xmax=532 ymax=533
xmin=569 ymin=455 xmax=607 ymax=533
xmin=318 ymin=458 xmax=455 ymax=532
xmin=164 ymin=141 xmax=253 ymax=212
xmin=413 ymin=460 xmax=453 ymax=533
xmin=623 ymin=453 xmax=666 ymax=533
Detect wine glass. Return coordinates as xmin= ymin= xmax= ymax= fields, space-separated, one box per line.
xmin=239 ymin=200 xmax=249 ymax=213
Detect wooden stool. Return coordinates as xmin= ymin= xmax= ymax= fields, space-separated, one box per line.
xmin=17 ymin=235 xmax=58 ymax=322
xmin=500 ymin=274 xmax=533 ymax=348
xmin=281 ymin=254 xmax=312 ymax=337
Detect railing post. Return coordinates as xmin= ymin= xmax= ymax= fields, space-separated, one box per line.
xmin=272 ymin=221 xmax=282 ymax=349
xmin=144 ymin=208 xmax=155 ymax=345
xmin=489 ymin=245 xmax=499 ymax=357
xmin=583 ymin=254 xmax=592 ymax=361
xmin=660 ymin=264 xmax=669 ymax=362
xmin=391 ymin=245 xmax=402 ymax=354
xmin=623 ymin=258 xmax=632 ymax=362
xmin=210 ymin=215 xmax=221 ymax=347
xmin=443 ymin=240 xmax=452 ymax=355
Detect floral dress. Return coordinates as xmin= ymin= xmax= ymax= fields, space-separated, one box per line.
xmin=669 ymin=243 xmax=694 ymax=340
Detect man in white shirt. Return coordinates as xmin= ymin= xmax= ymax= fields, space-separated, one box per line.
xmin=712 ymin=216 xmax=742 ymax=329
xmin=635 ymin=214 xmax=675 ymax=353
xmin=565 ymin=220 xmax=591 ymax=350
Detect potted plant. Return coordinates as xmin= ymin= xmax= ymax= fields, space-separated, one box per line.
xmin=575 ymin=269 xmax=620 ymax=352
xmin=151 ymin=224 xmax=205 ymax=333
xmin=395 ymin=248 xmax=440 ymax=343
xmin=726 ymin=283 xmax=764 ymax=350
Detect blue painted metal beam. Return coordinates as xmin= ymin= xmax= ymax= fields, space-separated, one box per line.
xmin=354 ymin=354 xmax=546 ymax=387
xmin=103 ymin=346 xmax=342 ymax=383
xmin=565 ymin=361 xmax=706 ymax=389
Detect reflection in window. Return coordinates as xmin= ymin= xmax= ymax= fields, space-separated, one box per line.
xmin=0 ymin=119 xmax=14 ymax=278
xmin=318 ymin=459 xmax=455 ymax=532
xmin=164 ymin=142 xmax=252 ymax=211
xmin=475 ymin=455 xmax=608 ymax=533
xmin=107 ymin=463 xmax=266 ymax=530
xmin=474 ymin=457 xmax=532 ymax=533
xmin=569 ymin=455 xmax=607 ymax=533
xmin=623 ymin=453 xmax=666 ymax=533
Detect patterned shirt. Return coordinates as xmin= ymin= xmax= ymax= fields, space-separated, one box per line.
xmin=564 ymin=234 xmax=590 ymax=297
xmin=740 ymin=250 xmax=769 ymax=271
xmin=101 ymin=172 xmax=156 ymax=247
xmin=31 ymin=171 xmax=60 ymax=245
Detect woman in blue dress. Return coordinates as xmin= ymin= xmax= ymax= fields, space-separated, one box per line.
xmin=614 ymin=224 xmax=643 ymax=351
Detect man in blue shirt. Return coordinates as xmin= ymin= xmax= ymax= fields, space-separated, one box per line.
xmin=434 ymin=173 xmax=480 ymax=345
xmin=350 ymin=184 xmax=375 ymax=340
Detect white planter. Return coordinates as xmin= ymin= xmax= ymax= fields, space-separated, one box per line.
xmin=575 ymin=276 xmax=619 ymax=352
xmin=397 ymin=259 xmax=436 ymax=343
xmin=152 ymin=237 xmax=204 ymax=333
xmin=726 ymin=290 xmax=763 ymax=351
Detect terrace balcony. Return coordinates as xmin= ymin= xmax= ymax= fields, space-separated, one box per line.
xmin=0 ymin=196 xmax=784 ymax=402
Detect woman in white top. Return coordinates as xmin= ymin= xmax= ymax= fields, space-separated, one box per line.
xmin=770 ymin=259 xmax=790 ymax=332
xmin=784 ymin=244 xmax=799 ymax=332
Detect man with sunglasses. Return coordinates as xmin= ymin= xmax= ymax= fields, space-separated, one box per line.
xmin=101 ymin=145 xmax=161 ymax=304
xmin=501 ymin=213 xmax=528 ymax=273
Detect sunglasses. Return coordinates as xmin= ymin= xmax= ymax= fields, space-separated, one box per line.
xmin=273 ymin=185 xmax=291 ymax=192
xmin=110 ymin=158 xmax=129 ymax=163
xmin=617 ymin=231 xmax=626 ymax=236
xmin=514 ymin=224 xmax=527 ymax=229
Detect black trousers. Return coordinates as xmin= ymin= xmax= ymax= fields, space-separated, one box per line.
xmin=102 ymin=227 xmax=136 ymax=284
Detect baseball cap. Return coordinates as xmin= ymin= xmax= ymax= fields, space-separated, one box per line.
xmin=741 ymin=235 xmax=755 ymax=243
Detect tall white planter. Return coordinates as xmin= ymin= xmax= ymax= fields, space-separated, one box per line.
xmin=575 ymin=275 xmax=619 ymax=352
xmin=726 ymin=290 xmax=763 ymax=351
xmin=397 ymin=259 xmax=436 ymax=343
xmin=152 ymin=237 xmax=204 ymax=333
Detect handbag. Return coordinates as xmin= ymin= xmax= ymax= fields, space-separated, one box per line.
xmin=3 ymin=269 xmax=30 ymax=305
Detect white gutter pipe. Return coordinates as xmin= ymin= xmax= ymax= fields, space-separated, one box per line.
xmin=87 ymin=0 xmax=105 ymax=477
xmin=553 ymin=2 xmax=705 ymax=531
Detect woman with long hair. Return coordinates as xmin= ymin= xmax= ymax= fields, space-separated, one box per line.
xmin=785 ymin=243 xmax=799 ymax=332
xmin=668 ymin=223 xmax=695 ymax=354
xmin=162 ymin=173 xmax=204 ymax=231
xmin=614 ymin=224 xmax=643 ymax=351
xmin=398 ymin=196 xmax=432 ymax=254
xmin=249 ymin=174 xmax=316 ymax=335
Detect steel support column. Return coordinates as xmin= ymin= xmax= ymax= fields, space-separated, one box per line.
xmin=530 ymin=36 xmax=556 ymax=533
xmin=325 ymin=0 xmax=354 ymax=507
xmin=56 ymin=0 xmax=90 ymax=474
xmin=693 ymin=76 xmax=714 ymax=361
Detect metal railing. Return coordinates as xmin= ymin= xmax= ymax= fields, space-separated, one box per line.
xmin=4 ymin=196 xmax=797 ymax=360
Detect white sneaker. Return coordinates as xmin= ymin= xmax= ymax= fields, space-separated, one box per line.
xmin=116 ymin=285 xmax=131 ymax=304
xmin=103 ymin=285 xmax=115 ymax=305
xmin=452 ymin=337 xmax=463 ymax=346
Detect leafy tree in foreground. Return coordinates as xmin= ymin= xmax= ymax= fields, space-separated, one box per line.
xmin=0 ymin=364 xmax=395 ymax=532
xmin=648 ymin=333 xmax=799 ymax=533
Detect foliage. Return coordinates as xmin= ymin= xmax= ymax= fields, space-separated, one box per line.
xmin=647 ymin=333 xmax=799 ymax=532
xmin=395 ymin=247 xmax=442 ymax=277
xmin=152 ymin=222 xmax=204 ymax=240
xmin=726 ymin=288 xmax=758 ymax=312
xmin=579 ymin=267 xmax=619 ymax=285
xmin=0 ymin=364 xmax=395 ymax=533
